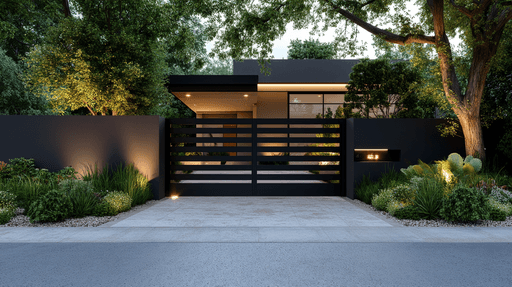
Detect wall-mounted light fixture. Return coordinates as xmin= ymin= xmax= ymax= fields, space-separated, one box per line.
xmin=244 ymin=94 xmax=249 ymax=97
xmin=186 ymin=94 xmax=191 ymax=97
xmin=354 ymin=149 xmax=400 ymax=162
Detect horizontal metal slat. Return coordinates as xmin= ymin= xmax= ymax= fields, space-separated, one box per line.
xmin=171 ymin=174 xmax=252 ymax=180
xmin=171 ymin=147 xmax=253 ymax=153
xmin=256 ymin=165 xmax=340 ymax=171
xmin=257 ymin=156 xmax=341 ymax=162
xmin=172 ymin=156 xmax=253 ymax=161
xmin=255 ymin=147 xmax=340 ymax=153
xmin=256 ymin=137 xmax=340 ymax=143
xmin=255 ymin=128 xmax=341 ymax=133
xmin=169 ymin=119 xmax=345 ymax=125
xmin=170 ymin=137 xmax=253 ymax=144
xmin=171 ymin=184 xmax=253 ymax=196
xmin=256 ymin=174 xmax=340 ymax=180
xmin=171 ymin=165 xmax=253 ymax=171
xmin=171 ymin=128 xmax=252 ymax=134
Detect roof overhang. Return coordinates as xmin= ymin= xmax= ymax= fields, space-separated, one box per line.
xmin=167 ymin=75 xmax=258 ymax=92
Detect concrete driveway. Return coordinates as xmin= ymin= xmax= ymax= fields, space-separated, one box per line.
xmin=105 ymin=197 xmax=392 ymax=228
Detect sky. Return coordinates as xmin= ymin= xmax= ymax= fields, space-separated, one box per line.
xmin=206 ymin=23 xmax=378 ymax=60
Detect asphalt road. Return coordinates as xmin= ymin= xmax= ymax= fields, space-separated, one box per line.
xmin=1 ymin=243 xmax=511 ymax=286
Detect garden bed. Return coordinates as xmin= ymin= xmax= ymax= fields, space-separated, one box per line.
xmin=355 ymin=153 xmax=512 ymax=226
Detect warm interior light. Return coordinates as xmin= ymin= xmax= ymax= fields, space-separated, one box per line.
xmin=355 ymin=149 xmax=388 ymax=151
xmin=171 ymin=195 xmax=179 ymax=200
xmin=257 ymin=83 xmax=347 ymax=91
xmin=367 ymin=154 xmax=374 ymax=160
xmin=186 ymin=94 xmax=191 ymax=97
xmin=244 ymin=94 xmax=249 ymax=97
xmin=375 ymin=155 xmax=379 ymax=159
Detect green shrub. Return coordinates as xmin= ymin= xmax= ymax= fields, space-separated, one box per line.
xmin=355 ymin=175 xmax=380 ymax=204
xmin=390 ymin=184 xmax=415 ymax=205
xmin=372 ymin=188 xmax=394 ymax=211
xmin=377 ymin=167 xmax=408 ymax=189
xmin=414 ymin=177 xmax=445 ymax=219
xmin=488 ymin=198 xmax=512 ymax=219
xmin=27 ymin=189 xmax=72 ymax=223
xmin=7 ymin=157 xmax=37 ymax=179
xmin=386 ymin=199 xmax=403 ymax=216
xmin=0 ymin=208 xmax=15 ymax=225
xmin=59 ymin=179 xmax=99 ymax=218
xmin=100 ymin=191 xmax=132 ymax=216
xmin=83 ymin=163 xmax=152 ymax=206
xmin=394 ymin=205 xmax=420 ymax=220
xmin=440 ymin=186 xmax=490 ymax=222
xmin=0 ymin=190 xmax=17 ymax=209
xmin=111 ymin=163 xmax=152 ymax=206
xmin=7 ymin=176 xmax=58 ymax=210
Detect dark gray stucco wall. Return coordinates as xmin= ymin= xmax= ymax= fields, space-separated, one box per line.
xmin=234 ymin=59 xmax=359 ymax=83
xmin=0 ymin=116 xmax=166 ymax=199
xmin=346 ymin=119 xmax=465 ymax=199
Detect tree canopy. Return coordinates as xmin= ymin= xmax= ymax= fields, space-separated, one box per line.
xmin=209 ymin=0 xmax=512 ymax=160
xmin=344 ymin=58 xmax=435 ymax=118
xmin=287 ymin=38 xmax=336 ymax=59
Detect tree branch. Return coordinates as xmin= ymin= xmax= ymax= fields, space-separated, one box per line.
xmin=323 ymin=0 xmax=436 ymax=45
xmin=62 ymin=0 xmax=71 ymax=17
xmin=448 ymin=0 xmax=473 ymax=17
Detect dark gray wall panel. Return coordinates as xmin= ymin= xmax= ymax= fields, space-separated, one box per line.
xmin=351 ymin=119 xmax=465 ymax=193
xmin=234 ymin=59 xmax=359 ymax=83
xmin=0 ymin=115 xmax=165 ymax=199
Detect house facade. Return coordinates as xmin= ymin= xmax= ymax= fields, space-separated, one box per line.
xmin=167 ymin=59 xmax=358 ymax=120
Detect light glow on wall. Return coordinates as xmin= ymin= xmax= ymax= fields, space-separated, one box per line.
xmin=258 ymin=84 xmax=348 ymax=92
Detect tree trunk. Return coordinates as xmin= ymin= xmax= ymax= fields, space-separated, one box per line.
xmin=458 ymin=112 xmax=486 ymax=160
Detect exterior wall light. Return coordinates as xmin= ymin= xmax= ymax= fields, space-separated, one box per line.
xmin=186 ymin=94 xmax=191 ymax=97
xmin=171 ymin=195 xmax=179 ymax=200
xmin=354 ymin=149 xmax=400 ymax=162
xmin=244 ymin=94 xmax=249 ymax=97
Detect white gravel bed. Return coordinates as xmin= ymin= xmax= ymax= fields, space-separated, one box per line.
xmin=0 ymin=200 xmax=157 ymax=228
xmin=351 ymin=198 xmax=512 ymax=227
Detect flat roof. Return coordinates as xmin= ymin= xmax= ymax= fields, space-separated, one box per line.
xmin=167 ymin=75 xmax=258 ymax=92
xmin=234 ymin=59 xmax=359 ymax=83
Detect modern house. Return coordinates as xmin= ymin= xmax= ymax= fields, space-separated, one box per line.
xmin=167 ymin=59 xmax=358 ymax=120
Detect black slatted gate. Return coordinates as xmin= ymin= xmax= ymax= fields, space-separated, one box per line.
xmin=169 ymin=118 xmax=345 ymax=196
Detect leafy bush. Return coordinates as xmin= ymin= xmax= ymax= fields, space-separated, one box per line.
xmin=372 ymin=188 xmax=394 ymax=211
xmin=386 ymin=200 xmax=403 ymax=216
xmin=440 ymin=186 xmax=490 ymax=222
xmin=0 ymin=208 xmax=15 ymax=225
xmin=0 ymin=161 xmax=9 ymax=180
xmin=394 ymin=205 xmax=420 ymax=220
xmin=4 ymin=176 xmax=58 ymax=210
xmin=100 ymin=191 xmax=132 ymax=216
xmin=111 ymin=163 xmax=153 ymax=206
xmin=27 ymin=189 xmax=72 ymax=223
xmin=355 ymin=175 xmax=380 ymax=204
xmin=488 ymin=197 xmax=512 ymax=218
xmin=83 ymin=163 xmax=152 ymax=206
xmin=390 ymin=184 xmax=415 ymax=205
xmin=0 ymin=190 xmax=17 ymax=210
xmin=414 ymin=177 xmax=445 ymax=219
xmin=59 ymin=179 xmax=99 ymax=218
xmin=7 ymin=157 xmax=37 ymax=179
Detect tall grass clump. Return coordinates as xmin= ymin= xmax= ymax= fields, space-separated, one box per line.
xmin=413 ymin=177 xmax=445 ymax=219
xmin=59 ymin=179 xmax=99 ymax=218
xmin=1 ymin=175 xmax=58 ymax=210
xmin=355 ymin=175 xmax=380 ymax=204
xmin=82 ymin=163 xmax=152 ymax=206
xmin=111 ymin=163 xmax=153 ymax=206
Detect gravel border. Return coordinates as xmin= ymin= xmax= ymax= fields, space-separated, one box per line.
xmin=0 ymin=199 xmax=160 ymax=228
xmin=350 ymin=198 xmax=512 ymax=227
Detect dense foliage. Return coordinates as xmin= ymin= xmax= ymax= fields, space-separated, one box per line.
xmin=0 ymin=158 xmax=152 ymax=225
xmin=287 ymin=38 xmax=336 ymax=59
xmin=356 ymin=152 xmax=512 ymax=222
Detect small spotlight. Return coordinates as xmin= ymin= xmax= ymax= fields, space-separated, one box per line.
xmin=186 ymin=94 xmax=191 ymax=97
xmin=244 ymin=94 xmax=249 ymax=97
xmin=171 ymin=195 xmax=179 ymax=200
